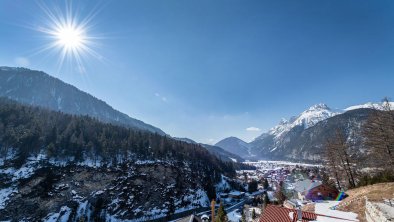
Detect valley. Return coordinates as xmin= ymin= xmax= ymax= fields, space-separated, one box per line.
xmin=1 ymin=0 xmax=394 ymax=221
xmin=0 ymin=67 xmax=393 ymax=222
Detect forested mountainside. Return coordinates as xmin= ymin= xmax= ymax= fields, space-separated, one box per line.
xmin=0 ymin=67 xmax=164 ymax=135
xmin=0 ymin=98 xmax=237 ymax=221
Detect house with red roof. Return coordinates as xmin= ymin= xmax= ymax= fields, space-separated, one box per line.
xmin=259 ymin=205 xmax=358 ymax=222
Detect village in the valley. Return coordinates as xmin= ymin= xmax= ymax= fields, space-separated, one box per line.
xmin=178 ymin=161 xmax=394 ymax=222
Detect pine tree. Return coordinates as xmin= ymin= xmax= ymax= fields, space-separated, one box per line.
xmin=248 ymin=180 xmax=258 ymax=193
xmin=263 ymin=192 xmax=269 ymax=209
xmin=215 ymin=202 xmax=228 ymax=222
xmin=241 ymin=210 xmax=246 ymax=222
xmin=252 ymin=209 xmax=256 ymax=219
xmin=263 ymin=178 xmax=269 ymax=190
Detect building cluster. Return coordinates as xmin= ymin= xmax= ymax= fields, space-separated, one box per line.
xmin=178 ymin=161 xmax=362 ymax=222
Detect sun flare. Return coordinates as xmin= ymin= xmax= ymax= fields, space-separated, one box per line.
xmin=55 ymin=25 xmax=85 ymax=50
xmin=34 ymin=1 xmax=102 ymax=72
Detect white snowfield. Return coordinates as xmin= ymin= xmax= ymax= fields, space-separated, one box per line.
xmin=344 ymin=102 xmax=394 ymax=111
xmin=313 ymin=201 xmax=359 ymax=222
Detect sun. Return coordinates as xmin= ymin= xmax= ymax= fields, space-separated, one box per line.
xmin=55 ymin=25 xmax=85 ymax=50
xmin=34 ymin=1 xmax=102 ymax=72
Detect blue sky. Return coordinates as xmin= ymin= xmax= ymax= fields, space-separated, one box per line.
xmin=1 ymin=0 xmax=394 ymax=144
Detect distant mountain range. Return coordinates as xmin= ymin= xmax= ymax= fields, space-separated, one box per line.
xmin=0 ymin=67 xmax=165 ymax=135
xmin=174 ymin=137 xmax=244 ymax=162
xmin=215 ymin=136 xmax=252 ymax=159
xmin=216 ymin=102 xmax=392 ymax=162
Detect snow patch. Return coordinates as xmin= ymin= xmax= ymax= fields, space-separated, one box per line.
xmin=42 ymin=206 xmax=73 ymax=222
xmin=215 ymin=175 xmax=231 ymax=192
xmin=229 ymin=157 xmax=237 ymax=162
xmin=175 ymin=188 xmax=209 ymax=213
xmin=0 ymin=187 xmax=17 ymax=209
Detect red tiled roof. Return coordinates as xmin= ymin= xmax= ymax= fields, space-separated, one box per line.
xmin=259 ymin=205 xmax=358 ymax=222
xmin=259 ymin=205 xmax=317 ymax=222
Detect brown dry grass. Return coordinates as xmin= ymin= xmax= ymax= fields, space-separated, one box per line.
xmin=337 ymin=182 xmax=394 ymax=222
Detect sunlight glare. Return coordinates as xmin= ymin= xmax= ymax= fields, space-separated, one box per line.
xmin=55 ymin=25 xmax=85 ymax=50
xmin=34 ymin=1 xmax=103 ymax=73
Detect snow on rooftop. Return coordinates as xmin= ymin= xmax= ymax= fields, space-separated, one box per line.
xmin=294 ymin=179 xmax=322 ymax=193
xmin=227 ymin=209 xmax=242 ymax=222
xmin=314 ymin=201 xmax=359 ymax=222
xmin=229 ymin=191 xmax=244 ymax=196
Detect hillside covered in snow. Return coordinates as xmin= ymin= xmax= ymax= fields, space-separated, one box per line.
xmin=0 ymin=98 xmax=239 ymax=221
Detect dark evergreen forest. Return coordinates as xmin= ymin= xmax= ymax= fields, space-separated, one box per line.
xmin=0 ymin=97 xmax=242 ymax=193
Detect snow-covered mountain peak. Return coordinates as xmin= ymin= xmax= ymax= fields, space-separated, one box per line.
xmin=268 ymin=103 xmax=341 ymax=138
xmin=307 ymin=103 xmax=330 ymax=111
xmin=278 ymin=118 xmax=288 ymax=125
xmin=295 ymin=103 xmax=340 ymax=128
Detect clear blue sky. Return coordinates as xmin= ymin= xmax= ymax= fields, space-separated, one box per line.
xmin=1 ymin=0 xmax=394 ymax=144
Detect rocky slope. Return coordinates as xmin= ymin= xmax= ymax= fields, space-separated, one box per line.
xmin=0 ymin=98 xmax=236 ymax=221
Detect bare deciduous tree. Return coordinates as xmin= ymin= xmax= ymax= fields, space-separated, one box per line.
xmin=324 ymin=128 xmax=357 ymax=188
xmin=363 ymin=97 xmax=394 ymax=170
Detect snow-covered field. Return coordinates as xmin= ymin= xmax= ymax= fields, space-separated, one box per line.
xmin=244 ymin=160 xmax=322 ymax=168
